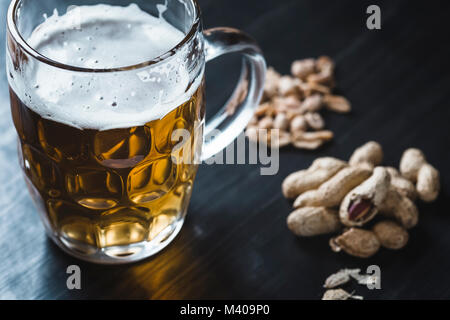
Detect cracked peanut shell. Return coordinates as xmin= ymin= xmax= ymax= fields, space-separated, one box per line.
xmin=339 ymin=167 xmax=390 ymax=227
xmin=330 ymin=228 xmax=380 ymax=258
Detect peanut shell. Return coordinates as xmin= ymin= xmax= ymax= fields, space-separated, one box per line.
xmin=287 ymin=207 xmax=341 ymax=237
xmin=330 ymin=228 xmax=380 ymax=258
xmin=372 ymin=220 xmax=409 ymax=250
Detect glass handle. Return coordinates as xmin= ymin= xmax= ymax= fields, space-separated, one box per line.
xmin=201 ymin=27 xmax=266 ymax=161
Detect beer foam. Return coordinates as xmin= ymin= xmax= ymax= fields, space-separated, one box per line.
xmin=15 ymin=4 xmax=203 ymax=130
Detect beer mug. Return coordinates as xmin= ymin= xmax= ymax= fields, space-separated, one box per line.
xmin=6 ymin=0 xmax=266 ymax=263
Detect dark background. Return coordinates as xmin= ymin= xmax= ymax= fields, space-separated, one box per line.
xmin=1 ymin=0 xmax=450 ymax=299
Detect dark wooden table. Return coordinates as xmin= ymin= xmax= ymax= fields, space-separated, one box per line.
xmin=1 ymin=0 xmax=449 ymax=300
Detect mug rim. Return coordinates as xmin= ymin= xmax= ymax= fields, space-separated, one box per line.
xmin=7 ymin=0 xmax=202 ymax=73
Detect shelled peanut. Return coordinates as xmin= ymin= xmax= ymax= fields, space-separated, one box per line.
xmin=283 ymin=141 xmax=440 ymax=258
xmin=246 ymin=57 xmax=351 ymax=149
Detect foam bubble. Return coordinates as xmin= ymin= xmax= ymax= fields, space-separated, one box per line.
xmin=17 ymin=4 xmax=203 ymax=131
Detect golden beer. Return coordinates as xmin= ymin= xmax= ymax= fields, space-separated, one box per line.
xmin=10 ymin=84 xmax=205 ymax=254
